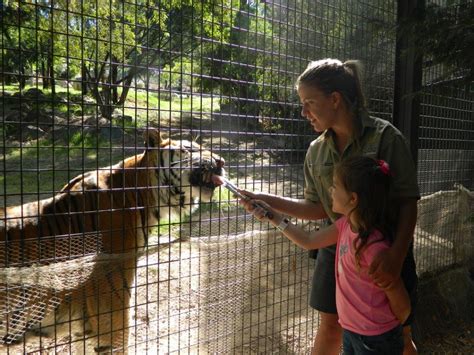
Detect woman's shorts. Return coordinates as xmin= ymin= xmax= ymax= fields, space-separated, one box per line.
xmin=309 ymin=244 xmax=337 ymax=313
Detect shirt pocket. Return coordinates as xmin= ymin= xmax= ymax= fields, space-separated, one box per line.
xmin=313 ymin=165 xmax=334 ymax=202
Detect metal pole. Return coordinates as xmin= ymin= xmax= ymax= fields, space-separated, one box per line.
xmin=393 ymin=0 xmax=425 ymax=165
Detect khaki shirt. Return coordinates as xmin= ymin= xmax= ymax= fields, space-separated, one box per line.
xmin=304 ymin=112 xmax=420 ymax=223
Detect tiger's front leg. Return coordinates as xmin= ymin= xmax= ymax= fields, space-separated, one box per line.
xmin=84 ymin=259 xmax=135 ymax=354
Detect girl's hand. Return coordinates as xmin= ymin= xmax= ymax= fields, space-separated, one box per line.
xmin=238 ymin=191 xmax=260 ymax=211
xmin=237 ymin=189 xmax=256 ymax=202
xmin=239 ymin=190 xmax=255 ymax=213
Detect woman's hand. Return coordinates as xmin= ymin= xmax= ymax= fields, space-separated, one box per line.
xmin=369 ymin=248 xmax=404 ymax=289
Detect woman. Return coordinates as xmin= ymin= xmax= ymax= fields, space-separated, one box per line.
xmin=239 ymin=59 xmax=419 ymax=354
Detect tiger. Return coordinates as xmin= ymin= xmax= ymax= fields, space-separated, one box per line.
xmin=0 ymin=128 xmax=225 ymax=353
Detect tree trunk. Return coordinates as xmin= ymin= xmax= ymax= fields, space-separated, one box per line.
xmin=100 ymin=83 xmax=113 ymax=119
xmin=19 ymin=66 xmax=26 ymax=90
xmin=43 ymin=59 xmax=50 ymax=89
xmin=111 ymin=59 xmax=118 ymax=103
xmin=81 ymin=64 xmax=88 ymax=95
xmin=99 ymin=102 xmax=114 ymax=120
xmin=40 ymin=39 xmax=48 ymax=90
xmin=49 ymin=54 xmax=55 ymax=95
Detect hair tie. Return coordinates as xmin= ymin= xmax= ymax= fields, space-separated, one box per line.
xmin=377 ymin=160 xmax=391 ymax=176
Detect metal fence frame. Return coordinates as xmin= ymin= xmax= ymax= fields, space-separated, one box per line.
xmin=1 ymin=0 xmax=472 ymax=353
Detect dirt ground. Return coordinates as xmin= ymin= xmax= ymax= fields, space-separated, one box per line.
xmin=418 ymin=320 xmax=474 ymax=354
xmin=3 ymin=231 xmax=472 ymax=354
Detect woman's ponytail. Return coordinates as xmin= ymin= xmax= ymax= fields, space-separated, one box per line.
xmin=343 ymin=60 xmax=367 ymax=115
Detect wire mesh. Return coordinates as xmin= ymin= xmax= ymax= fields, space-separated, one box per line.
xmin=0 ymin=0 xmax=472 ymax=353
xmin=414 ymin=0 xmax=474 ymax=278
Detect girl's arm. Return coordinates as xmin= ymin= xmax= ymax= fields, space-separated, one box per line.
xmin=249 ymin=200 xmax=338 ymax=250
xmin=238 ymin=191 xmax=328 ymax=221
xmin=380 ymin=278 xmax=411 ymax=324
xmin=279 ymin=220 xmax=338 ymax=250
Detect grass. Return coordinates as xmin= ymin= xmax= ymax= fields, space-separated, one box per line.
xmin=2 ymin=83 xmax=219 ymax=127
xmin=0 ymin=135 xmax=118 ymax=203
xmin=130 ymin=89 xmax=219 ymax=112
xmin=1 ymin=82 xmax=228 ymax=231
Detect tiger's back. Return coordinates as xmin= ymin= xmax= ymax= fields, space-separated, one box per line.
xmin=1 ymin=158 xmax=152 ymax=266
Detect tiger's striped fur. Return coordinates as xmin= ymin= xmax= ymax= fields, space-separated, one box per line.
xmin=0 ymin=129 xmax=225 ymax=353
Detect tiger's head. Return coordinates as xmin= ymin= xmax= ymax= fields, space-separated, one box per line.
xmin=140 ymin=128 xmax=225 ymax=218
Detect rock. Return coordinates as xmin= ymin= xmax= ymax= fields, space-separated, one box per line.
xmin=4 ymin=110 xmax=28 ymax=124
xmin=56 ymin=80 xmax=73 ymax=89
xmin=98 ymin=126 xmax=123 ymax=141
xmin=54 ymin=92 xmax=69 ymax=103
xmin=81 ymin=115 xmax=103 ymax=127
xmin=25 ymin=109 xmax=54 ymax=125
xmin=81 ymin=116 xmax=124 ymax=142
xmin=112 ymin=115 xmax=133 ymax=125
xmin=23 ymin=88 xmax=46 ymax=99
xmin=71 ymin=77 xmax=83 ymax=92
xmin=3 ymin=95 xmax=32 ymax=112
xmin=20 ymin=125 xmax=47 ymax=141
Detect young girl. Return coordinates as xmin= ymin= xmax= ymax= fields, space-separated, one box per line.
xmin=249 ymin=156 xmax=410 ymax=355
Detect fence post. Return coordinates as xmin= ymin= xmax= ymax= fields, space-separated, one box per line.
xmin=393 ymin=0 xmax=425 ymax=166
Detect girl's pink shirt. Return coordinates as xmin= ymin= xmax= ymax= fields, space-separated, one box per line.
xmin=334 ymin=217 xmax=400 ymax=335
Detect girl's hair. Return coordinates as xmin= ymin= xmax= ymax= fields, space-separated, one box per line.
xmin=334 ymin=156 xmax=392 ymax=267
xmin=295 ymin=59 xmax=367 ymax=134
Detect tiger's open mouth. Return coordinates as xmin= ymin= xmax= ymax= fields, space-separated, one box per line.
xmin=189 ymin=163 xmax=225 ymax=190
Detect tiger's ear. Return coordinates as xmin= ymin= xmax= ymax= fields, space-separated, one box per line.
xmin=144 ymin=128 xmax=165 ymax=149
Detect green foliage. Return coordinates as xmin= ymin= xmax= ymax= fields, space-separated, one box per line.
xmin=77 ymin=0 xmax=236 ymax=118
xmin=69 ymin=132 xmax=105 ymax=149
xmin=402 ymin=2 xmax=473 ymax=83
xmin=1 ymin=0 xmax=236 ymax=117
xmin=198 ymin=1 xmax=284 ymax=119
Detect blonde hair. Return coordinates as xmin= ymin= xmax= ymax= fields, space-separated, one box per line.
xmin=295 ymin=58 xmax=367 ymax=116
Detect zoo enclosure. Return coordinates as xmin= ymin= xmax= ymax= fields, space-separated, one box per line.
xmin=1 ymin=0 xmax=473 ymax=353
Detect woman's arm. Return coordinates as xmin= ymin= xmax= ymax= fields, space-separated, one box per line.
xmin=380 ymin=278 xmax=411 ymax=324
xmin=369 ymin=198 xmax=417 ymax=288
xmin=249 ymin=200 xmax=338 ymax=250
xmin=372 ymin=129 xmax=420 ymax=288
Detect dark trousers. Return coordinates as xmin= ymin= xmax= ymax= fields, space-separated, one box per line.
xmin=342 ymin=325 xmax=403 ymax=355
